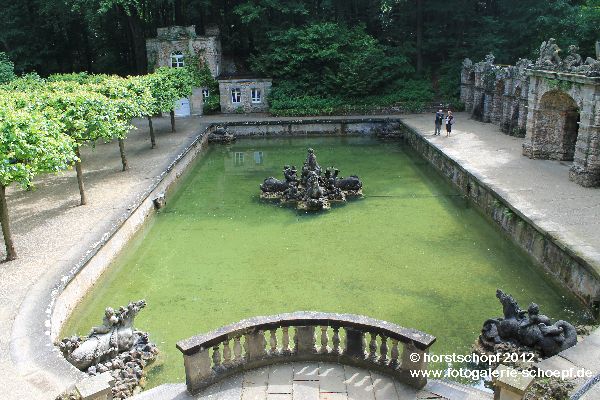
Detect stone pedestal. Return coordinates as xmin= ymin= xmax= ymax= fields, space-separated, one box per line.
xmin=493 ymin=365 xmax=533 ymax=400
xmin=76 ymin=372 xmax=114 ymax=400
xmin=183 ymin=349 xmax=212 ymax=393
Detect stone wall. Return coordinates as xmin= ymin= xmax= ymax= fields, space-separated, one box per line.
xmin=146 ymin=25 xmax=222 ymax=77
xmin=400 ymin=122 xmax=600 ymax=309
xmin=212 ymin=118 xmax=401 ymax=137
xmin=461 ymin=55 xmax=530 ymax=137
xmin=218 ymin=78 xmax=272 ymax=113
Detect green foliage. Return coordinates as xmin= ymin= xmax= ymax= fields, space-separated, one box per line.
xmin=203 ymin=94 xmax=221 ymax=114
xmin=0 ymin=52 xmax=15 ymax=84
xmin=252 ymin=22 xmax=412 ymax=98
xmin=145 ymin=67 xmax=194 ymax=113
xmin=269 ymin=79 xmax=434 ymax=116
xmin=0 ymin=101 xmax=76 ymax=188
xmin=184 ymin=53 xmax=221 ymax=114
xmin=39 ymin=83 xmax=124 ymax=144
xmin=1 ymin=73 xmax=45 ymax=91
xmin=546 ymin=79 xmax=573 ymax=92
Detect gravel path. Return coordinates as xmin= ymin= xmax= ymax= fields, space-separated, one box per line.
xmin=0 ymin=116 xmax=208 ymax=399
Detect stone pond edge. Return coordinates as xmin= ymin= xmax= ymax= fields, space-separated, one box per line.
xmin=399 ymin=121 xmax=600 ymax=308
xmin=8 ymin=115 xmax=599 ymax=398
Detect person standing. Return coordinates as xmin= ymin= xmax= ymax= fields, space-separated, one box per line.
xmin=434 ymin=109 xmax=444 ymax=135
xmin=445 ymin=111 xmax=454 ymax=137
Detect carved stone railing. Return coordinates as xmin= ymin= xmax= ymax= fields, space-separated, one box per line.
xmin=176 ymin=311 xmax=436 ymax=394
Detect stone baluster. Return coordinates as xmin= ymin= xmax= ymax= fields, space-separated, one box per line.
xmin=344 ymin=328 xmax=366 ymax=358
xmin=368 ymin=333 xmax=378 ymax=361
xmin=212 ymin=345 xmax=222 ymax=370
xmin=389 ymin=339 xmax=400 ymax=368
xmin=332 ymin=326 xmax=341 ymax=355
xmin=183 ymin=349 xmax=212 ymax=394
xmin=379 ymin=336 xmax=388 ymax=365
xmin=233 ymin=336 xmax=243 ymax=361
xmin=269 ymin=329 xmax=278 ymax=355
xmin=222 ymin=339 xmax=232 ymax=367
xmin=281 ymin=327 xmax=291 ymax=355
xmin=296 ymin=326 xmax=316 ymax=355
xmin=245 ymin=330 xmax=267 ymax=361
xmin=293 ymin=328 xmax=298 ymax=353
xmin=319 ymin=326 xmax=329 ymax=354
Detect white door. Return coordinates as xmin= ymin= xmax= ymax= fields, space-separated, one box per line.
xmin=174 ymin=98 xmax=191 ymax=117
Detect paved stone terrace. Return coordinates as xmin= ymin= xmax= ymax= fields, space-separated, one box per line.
xmin=132 ymin=362 xmax=490 ymax=400
xmin=401 ymin=112 xmax=600 ymax=278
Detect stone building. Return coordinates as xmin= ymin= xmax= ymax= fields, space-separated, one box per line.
xmin=218 ymin=76 xmax=272 ymax=113
xmin=460 ymin=41 xmax=600 ymax=187
xmin=146 ymin=25 xmax=221 ymax=77
xmin=146 ymin=25 xmax=272 ymax=115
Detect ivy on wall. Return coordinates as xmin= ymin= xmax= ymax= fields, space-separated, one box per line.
xmin=545 ymin=78 xmax=573 ymax=92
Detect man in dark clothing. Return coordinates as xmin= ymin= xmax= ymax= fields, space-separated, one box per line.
xmin=434 ymin=109 xmax=444 ymax=135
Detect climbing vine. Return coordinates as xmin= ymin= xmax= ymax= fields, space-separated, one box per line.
xmin=546 ymin=78 xmax=573 ymax=92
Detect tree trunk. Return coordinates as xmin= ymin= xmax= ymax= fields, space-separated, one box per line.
xmin=0 ymin=184 xmax=17 ymax=261
xmin=148 ymin=116 xmax=156 ymax=148
xmin=118 ymin=139 xmax=129 ymax=171
xmin=75 ymin=146 xmax=87 ymax=205
xmin=416 ymin=0 xmax=423 ymax=75
xmin=117 ymin=5 xmax=147 ymax=74
xmin=170 ymin=110 xmax=176 ymax=132
xmin=174 ymin=0 xmax=185 ymax=25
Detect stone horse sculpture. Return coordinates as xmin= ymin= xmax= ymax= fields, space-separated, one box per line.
xmin=63 ymin=300 xmax=147 ymax=370
xmin=480 ymin=290 xmax=577 ymax=357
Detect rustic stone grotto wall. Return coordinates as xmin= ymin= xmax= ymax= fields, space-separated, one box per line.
xmin=460 ymin=54 xmax=530 ymax=137
xmin=460 ymin=40 xmax=600 ymax=187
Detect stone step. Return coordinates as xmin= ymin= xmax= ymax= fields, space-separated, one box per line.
xmin=425 ymin=380 xmax=493 ymax=400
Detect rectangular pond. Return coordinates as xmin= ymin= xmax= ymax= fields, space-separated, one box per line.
xmin=62 ymin=136 xmax=590 ymax=388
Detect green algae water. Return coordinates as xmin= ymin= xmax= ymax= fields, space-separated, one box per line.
xmin=62 ymin=136 xmax=590 ymax=387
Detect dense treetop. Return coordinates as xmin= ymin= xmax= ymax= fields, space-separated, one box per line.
xmin=0 ymin=0 xmax=597 ymax=79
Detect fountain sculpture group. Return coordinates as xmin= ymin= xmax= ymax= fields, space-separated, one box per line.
xmin=260 ymin=148 xmax=363 ymax=211
xmin=479 ymin=289 xmax=578 ymax=358
xmin=59 ymin=300 xmax=158 ymax=399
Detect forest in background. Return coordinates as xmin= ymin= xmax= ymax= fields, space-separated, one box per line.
xmin=0 ymin=0 xmax=598 ymax=113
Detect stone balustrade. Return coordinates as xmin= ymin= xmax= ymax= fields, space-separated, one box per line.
xmin=176 ymin=311 xmax=436 ymax=394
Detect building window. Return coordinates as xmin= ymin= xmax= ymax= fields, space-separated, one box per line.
xmin=251 ymin=88 xmax=262 ymax=104
xmin=234 ymin=152 xmax=244 ymax=166
xmin=231 ymin=88 xmax=241 ymax=104
xmin=254 ymin=151 xmax=264 ymax=165
xmin=170 ymin=52 xmax=184 ymax=68
xmin=202 ymin=89 xmax=210 ymax=99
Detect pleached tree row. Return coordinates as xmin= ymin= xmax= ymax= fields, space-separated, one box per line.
xmin=0 ymin=67 xmax=194 ymax=261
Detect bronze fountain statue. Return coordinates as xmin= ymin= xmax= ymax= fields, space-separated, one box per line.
xmin=260 ymin=148 xmax=362 ymax=211
xmin=479 ymin=289 xmax=578 ymax=357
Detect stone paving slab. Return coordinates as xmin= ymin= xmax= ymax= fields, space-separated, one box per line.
xmin=132 ymin=362 xmax=485 ymax=400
